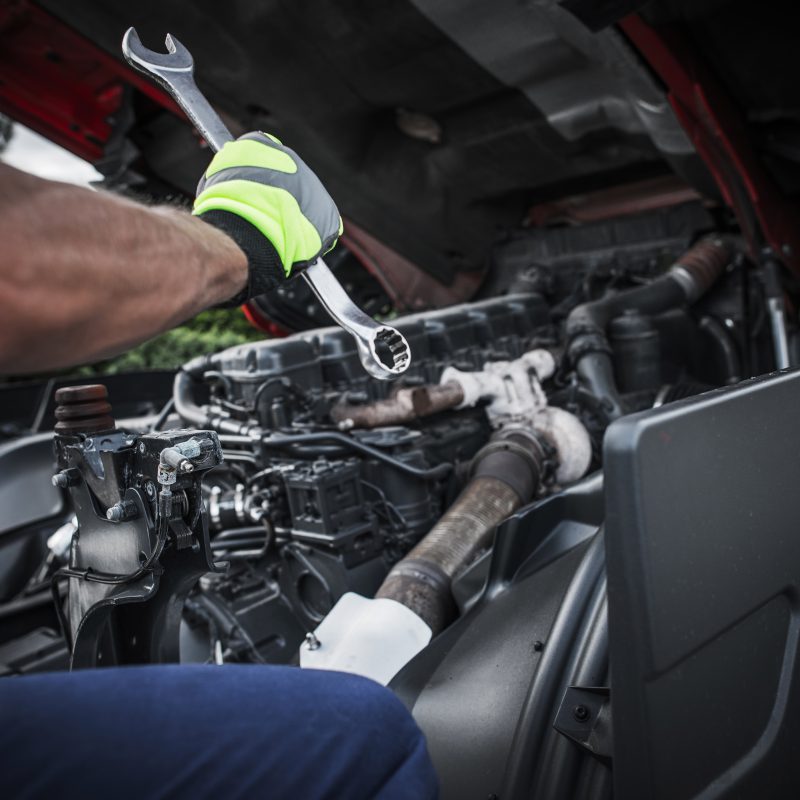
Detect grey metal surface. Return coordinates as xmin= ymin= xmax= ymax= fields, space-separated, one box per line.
xmin=768 ymin=297 xmax=791 ymax=369
xmin=121 ymin=28 xmax=410 ymax=380
xmin=408 ymin=0 xmax=693 ymax=154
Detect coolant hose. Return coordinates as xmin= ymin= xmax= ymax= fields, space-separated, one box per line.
xmin=173 ymin=370 xmax=208 ymax=428
xmin=376 ymin=429 xmax=546 ymax=633
xmin=566 ymin=238 xmax=732 ymax=419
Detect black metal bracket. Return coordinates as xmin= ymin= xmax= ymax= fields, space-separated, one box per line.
xmin=553 ymin=685 xmax=612 ymax=760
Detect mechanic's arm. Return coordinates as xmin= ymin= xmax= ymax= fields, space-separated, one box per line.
xmin=0 ymin=132 xmax=341 ymax=374
xmin=0 ymin=162 xmax=246 ymax=373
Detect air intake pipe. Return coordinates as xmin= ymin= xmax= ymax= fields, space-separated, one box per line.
xmin=566 ymin=238 xmax=732 ymax=418
xmin=375 ymin=428 xmax=546 ymax=634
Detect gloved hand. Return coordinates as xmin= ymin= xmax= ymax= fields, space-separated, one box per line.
xmin=193 ymin=132 xmax=343 ymax=305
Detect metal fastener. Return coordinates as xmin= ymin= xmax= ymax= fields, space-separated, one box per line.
xmin=572 ymin=704 xmax=590 ymax=723
xmin=51 ymin=468 xmax=80 ymax=488
xmin=106 ymin=500 xmax=139 ymax=522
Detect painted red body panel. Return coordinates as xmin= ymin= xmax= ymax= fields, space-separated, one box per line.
xmin=620 ymin=14 xmax=800 ymax=273
xmin=0 ymin=1 xmax=178 ymax=162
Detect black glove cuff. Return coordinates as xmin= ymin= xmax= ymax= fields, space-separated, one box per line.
xmin=199 ymin=209 xmax=286 ymax=307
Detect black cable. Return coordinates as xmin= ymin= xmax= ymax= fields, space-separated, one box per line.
xmin=49 ymin=575 xmax=72 ymax=652
xmin=211 ymin=520 xmax=273 ymax=561
xmin=214 ymin=525 xmax=267 ymax=542
xmin=245 ymin=468 xmax=275 ymax=487
xmin=203 ymin=370 xmax=235 ymax=398
xmin=50 ymin=510 xmax=172 ymax=652
xmin=259 ymin=432 xmax=452 ymax=481
xmin=251 ymin=376 xmax=310 ymax=415
xmin=194 ymin=591 xmax=267 ymax=663
xmin=53 ymin=512 xmax=169 ymax=586
xmin=150 ymin=398 xmax=175 ymax=432
xmin=221 ymin=450 xmax=260 ymax=465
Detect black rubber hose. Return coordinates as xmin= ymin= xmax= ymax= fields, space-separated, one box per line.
xmin=173 ymin=370 xmax=261 ymax=437
xmin=566 ymin=238 xmax=732 ymax=419
xmin=173 ymin=370 xmax=211 ymax=428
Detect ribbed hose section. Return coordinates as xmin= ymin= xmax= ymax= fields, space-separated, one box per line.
xmin=376 ymin=477 xmax=522 ymax=633
xmin=671 ymin=237 xmax=731 ymax=300
xmin=406 ymin=476 xmax=521 ymax=578
xmin=377 ymin=429 xmax=545 ymax=633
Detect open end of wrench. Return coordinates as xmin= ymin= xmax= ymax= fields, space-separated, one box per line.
xmin=122 ymin=27 xmax=193 ymax=74
xmin=362 ymin=327 xmax=411 ymax=380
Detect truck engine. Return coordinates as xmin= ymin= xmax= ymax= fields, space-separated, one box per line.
xmin=3 ymin=196 xmax=786 ymax=797
xmin=3 ymin=0 xmax=800 ymax=796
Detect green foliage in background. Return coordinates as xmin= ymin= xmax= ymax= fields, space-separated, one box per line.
xmin=77 ymin=308 xmax=264 ymax=375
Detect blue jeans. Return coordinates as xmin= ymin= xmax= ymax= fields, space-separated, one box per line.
xmin=0 ymin=664 xmax=438 ymax=799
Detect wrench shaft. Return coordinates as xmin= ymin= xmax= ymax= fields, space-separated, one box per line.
xmin=164 ymin=73 xmax=233 ymax=152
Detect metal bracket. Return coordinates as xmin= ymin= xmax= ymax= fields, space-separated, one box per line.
xmin=553 ymin=685 xmax=613 ymax=760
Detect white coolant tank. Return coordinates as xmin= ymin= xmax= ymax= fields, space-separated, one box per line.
xmin=299 ymin=592 xmax=432 ymax=686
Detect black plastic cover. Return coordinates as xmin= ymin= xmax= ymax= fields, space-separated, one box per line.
xmin=392 ymin=473 xmax=605 ymax=800
xmin=605 ymin=369 xmax=800 ymax=799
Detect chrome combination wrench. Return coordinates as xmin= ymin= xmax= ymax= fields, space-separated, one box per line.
xmin=122 ymin=28 xmax=410 ymax=380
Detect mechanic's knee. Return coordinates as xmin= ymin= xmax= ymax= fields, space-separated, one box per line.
xmin=280 ymin=668 xmax=438 ymax=798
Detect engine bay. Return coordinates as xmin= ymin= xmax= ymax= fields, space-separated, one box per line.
xmin=1 ymin=178 xmax=798 ymax=795
xmin=5 ymin=0 xmax=800 ymax=794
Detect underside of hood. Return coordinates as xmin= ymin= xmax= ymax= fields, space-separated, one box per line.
xmin=1 ymin=0 xmax=798 ymax=292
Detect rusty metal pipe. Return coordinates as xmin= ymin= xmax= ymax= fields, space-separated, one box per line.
xmin=331 ymin=381 xmax=464 ymax=429
xmin=376 ymin=430 xmax=545 ymax=633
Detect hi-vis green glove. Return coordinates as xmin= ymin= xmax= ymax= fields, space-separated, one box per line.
xmin=193 ymin=132 xmax=343 ymax=305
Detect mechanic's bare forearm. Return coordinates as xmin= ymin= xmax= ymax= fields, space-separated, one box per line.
xmin=0 ymin=164 xmax=247 ymax=374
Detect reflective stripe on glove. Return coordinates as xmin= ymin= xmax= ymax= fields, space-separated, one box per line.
xmin=193 ymin=132 xmax=343 ymax=305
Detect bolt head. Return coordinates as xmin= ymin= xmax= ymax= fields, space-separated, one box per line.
xmin=572 ymin=704 xmax=590 ymax=723
xmin=52 ymin=470 xmax=79 ymax=488
xmin=304 ymin=632 xmax=321 ymax=651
